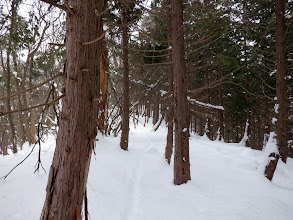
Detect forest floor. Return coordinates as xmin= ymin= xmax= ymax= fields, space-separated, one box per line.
xmin=1 ymin=119 xmax=293 ymax=220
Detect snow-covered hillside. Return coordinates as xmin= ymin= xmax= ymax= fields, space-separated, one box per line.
xmin=1 ymin=121 xmax=293 ymax=220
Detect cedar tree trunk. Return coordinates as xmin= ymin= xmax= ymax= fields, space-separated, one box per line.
xmin=40 ymin=0 xmax=103 ymax=219
xmin=275 ymin=0 xmax=288 ymax=163
xmin=265 ymin=0 xmax=288 ymax=180
xmin=165 ymin=0 xmax=174 ymax=164
xmin=120 ymin=7 xmax=130 ymax=151
xmin=172 ymin=0 xmax=191 ymax=185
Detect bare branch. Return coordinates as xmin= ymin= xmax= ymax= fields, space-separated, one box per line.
xmin=95 ymin=4 xmax=111 ymax=17
xmin=48 ymin=43 xmax=65 ymax=47
xmin=82 ymin=32 xmax=105 ymax=45
xmin=188 ymin=66 xmax=244 ymax=94
xmin=143 ymin=62 xmax=172 ymax=66
xmin=40 ymin=0 xmax=68 ymax=12
xmin=0 ymin=72 xmax=63 ymax=101
xmin=64 ymin=0 xmax=74 ymax=15
xmin=0 ymin=94 xmax=65 ymax=117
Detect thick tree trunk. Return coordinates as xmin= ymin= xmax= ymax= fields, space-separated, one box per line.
xmin=120 ymin=7 xmax=130 ymax=151
xmin=264 ymin=0 xmax=288 ymax=180
xmin=40 ymin=0 xmax=103 ymax=219
xmin=275 ymin=0 xmax=288 ymax=163
xmin=165 ymin=0 xmax=174 ymax=164
xmin=172 ymin=0 xmax=191 ymax=185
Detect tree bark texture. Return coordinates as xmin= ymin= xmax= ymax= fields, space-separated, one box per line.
xmin=165 ymin=0 xmax=174 ymax=164
xmin=152 ymin=102 xmax=160 ymax=126
xmin=120 ymin=7 xmax=130 ymax=151
xmin=97 ymin=38 xmax=109 ymax=134
xmin=264 ymin=0 xmax=288 ymax=181
xmin=217 ymin=64 xmax=224 ymax=141
xmin=5 ymin=0 xmax=18 ymax=153
xmin=265 ymin=153 xmax=280 ymax=181
xmin=40 ymin=0 xmax=103 ymax=219
xmin=172 ymin=0 xmax=191 ymax=185
xmin=275 ymin=0 xmax=288 ymax=163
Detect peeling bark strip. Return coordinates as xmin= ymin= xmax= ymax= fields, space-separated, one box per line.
xmin=172 ymin=0 xmax=191 ymax=185
xmin=40 ymin=0 xmax=103 ymax=219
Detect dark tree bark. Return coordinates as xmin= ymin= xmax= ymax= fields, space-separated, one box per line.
xmin=5 ymin=0 xmax=18 ymax=153
xmin=275 ymin=0 xmax=288 ymax=163
xmin=120 ymin=6 xmax=130 ymax=151
xmin=217 ymin=64 xmax=224 ymax=141
xmin=265 ymin=153 xmax=280 ymax=181
xmin=172 ymin=0 xmax=191 ymax=185
xmin=264 ymin=0 xmax=288 ymax=180
xmin=40 ymin=0 xmax=103 ymax=219
xmin=98 ymin=39 xmax=109 ymax=134
xmin=243 ymin=1 xmax=252 ymax=148
xmin=165 ymin=0 xmax=174 ymax=164
xmin=152 ymin=101 xmax=159 ymax=126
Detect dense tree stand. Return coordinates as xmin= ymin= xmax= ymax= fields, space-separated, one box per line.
xmin=40 ymin=0 xmax=103 ymax=219
xmin=172 ymin=0 xmax=191 ymax=185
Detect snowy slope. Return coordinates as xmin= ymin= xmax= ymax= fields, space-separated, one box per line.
xmin=1 ymin=120 xmax=293 ymax=220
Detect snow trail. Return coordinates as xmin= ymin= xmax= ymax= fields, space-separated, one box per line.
xmin=1 ymin=121 xmax=293 ymax=220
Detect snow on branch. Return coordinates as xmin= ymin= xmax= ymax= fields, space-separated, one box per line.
xmin=188 ymin=98 xmax=224 ymax=111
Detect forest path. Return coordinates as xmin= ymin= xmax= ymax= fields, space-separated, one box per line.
xmin=123 ymin=146 xmax=145 ymax=220
xmin=124 ymin=131 xmax=151 ymax=220
xmin=2 ymin=122 xmax=293 ymax=220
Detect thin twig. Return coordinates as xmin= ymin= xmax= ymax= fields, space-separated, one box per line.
xmin=95 ymin=5 xmax=111 ymax=17
xmin=0 ymin=72 xmax=63 ymax=101
xmin=64 ymin=0 xmax=75 ymax=15
xmin=48 ymin=43 xmax=65 ymax=47
xmin=40 ymin=0 xmax=68 ymax=12
xmin=143 ymin=62 xmax=172 ymax=66
xmin=0 ymin=142 xmax=38 ymax=180
xmin=82 ymin=32 xmax=105 ymax=45
xmin=0 ymin=94 xmax=65 ymax=117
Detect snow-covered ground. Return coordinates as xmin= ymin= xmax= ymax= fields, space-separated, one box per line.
xmin=1 ymin=120 xmax=293 ymax=220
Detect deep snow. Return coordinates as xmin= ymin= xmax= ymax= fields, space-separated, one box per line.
xmin=1 ymin=120 xmax=293 ymax=220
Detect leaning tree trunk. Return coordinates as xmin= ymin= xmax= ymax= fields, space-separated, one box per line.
xmin=172 ymin=0 xmax=191 ymax=185
xmin=40 ymin=0 xmax=103 ymax=219
xmin=264 ymin=0 xmax=288 ymax=181
xmin=165 ymin=0 xmax=174 ymax=164
xmin=120 ymin=6 xmax=130 ymax=151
